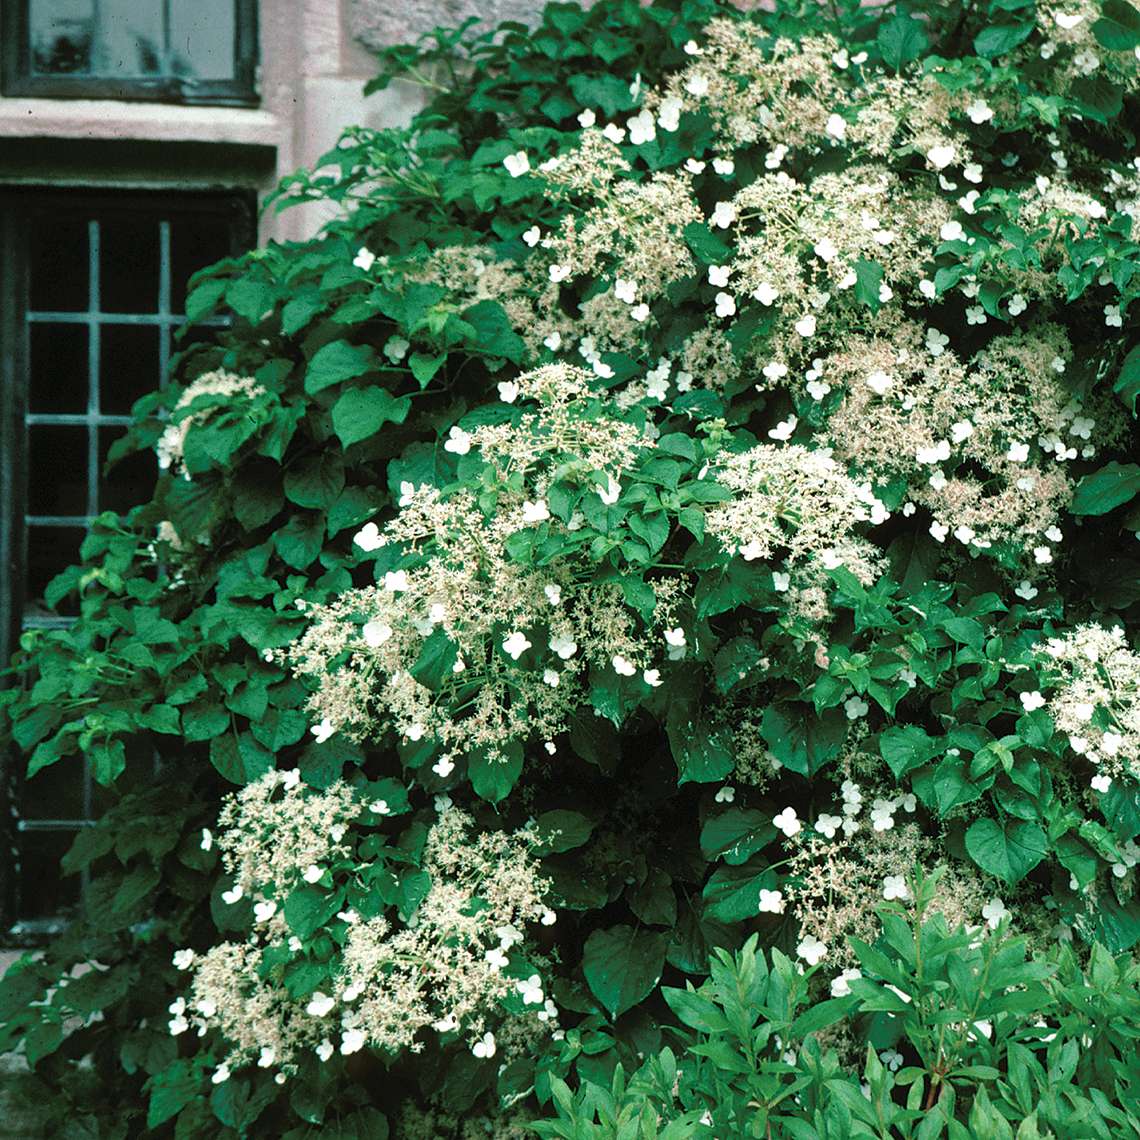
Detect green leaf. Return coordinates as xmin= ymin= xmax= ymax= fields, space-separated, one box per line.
xmin=305 ymin=340 xmax=377 ymax=394
xmin=965 ymin=818 xmax=1048 ymax=884
xmin=683 ymin=221 xmax=732 ymax=267
xmin=283 ymin=887 xmax=340 ymax=940
xmin=877 ymin=11 xmax=928 ymax=71
xmin=409 ymin=626 xmax=459 ymax=692
xmin=275 ymin=512 xmax=325 ymax=568
xmin=667 ymin=714 xmax=734 ymax=785
xmin=284 ymin=451 xmax=346 ymax=510
xmin=1069 ymin=74 xmax=1124 ymax=122
xmin=409 ymin=352 xmax=448 ymax=388
xmin=1113 ymin=345 xmax=1140 ymax=414
xmin=974 ymin=20 xmax=1035 ymax=57
xmin=464 ymin=300 xmax=526 ymax=363
xmin=1071 ymin=462 xmax=1140 ymax=515
xmin=331 ymin=386 xmax=411 ymax=447
xmin=582 ymin=925 xmax=668 ymax=1018
xmin=1093 ymin=0 xmax=1140 ymax=50
xmin=700 ymin=809 xmax=776 ymax=865
xmin=209 ymin=733 xmax=273 ymax=785
xmin=468 ymin=740 xmax=524 ymax=803
xmin=853 ymin=259 xmax=885 ymax=310
xmin=533 ymin=809 xmax=596 ymax=854
xmin=880 ymin=725 xmax=942 ymax=779
xmin=760 ymin=702 xmax=846 ymax=777
xmin=226 ymin=277 xmax=276 ymax=324
xmin=146 ymin=1060 xmax=202 ymax=1129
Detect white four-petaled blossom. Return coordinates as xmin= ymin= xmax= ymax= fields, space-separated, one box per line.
xmin=502 ymin=631 xmax=532 ymax=660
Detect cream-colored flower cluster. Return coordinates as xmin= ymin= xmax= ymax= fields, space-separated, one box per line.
xmin=174 ymin=779 xmax=554 ymax=1080
xmin=1038 ymin=623 xmax=1140 ymax=789
xmin=287 ymin=365 xmax=687 ymax=756
xmin=706 ymin=442 xmax=887 ymax=619
xmin=155 ymin=369 xmax=266 ymax=474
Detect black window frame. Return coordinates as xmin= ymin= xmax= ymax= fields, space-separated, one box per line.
xmin=0 ymin=186 xmax=255 ymax=941
xmin=0 ymin=0 xmax=260 ymax=107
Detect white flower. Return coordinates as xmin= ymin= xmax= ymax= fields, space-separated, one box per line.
xmin=614 ymin=277 xmax=638 ymax=304
xmin=1102 ymin=731 xmax=1123 ymax=756
xmin=940 ymin=220 xmax=965 ymax=242
xmin=768 ymin=415 xmax=796 ymax=442
xmin=758 ymin=888 xmax=785 ymax=914
xmin=882 ymin=875 xmax=909 ymax=901
xmin=1033 ymin=546 xmax=1053 ymax=565
xmin=711 ymin=201 xmax=737 ymax=229
xmin=813 ymin=238 xmax=839 ymax=263
xmin=816 ymin=813 xmax=842 ymax=839
xmin=383 ymin=335 xmax=410 ymax=363
xmin=712 ymin=156 xmax=734 ymax=175
xmin=521 ymin=227 xmax=541 ymax=250
xmin=522 ymin=499 xmax=550 ymax=524
xmin=363 ymin=619 xmax=394 ymax=648
xmin=708 ymin=264 xmax=730 ymax=288
xmin=664 ymin=628 xmax=687 ymax=650
xmin=543 ymin=668 xmax=560 ymax=688
xmin=865 ymin=370 xmax=892 ymax=396
xmin=982 ymin=898 xmax=1009 ymax=929
xmin=254 ymin=899 xmax=278 ymax=923
xmin=927 ymin=144 xmax=956 ymax=170
xmin=870 ymin=799 xmax=896 ymax=831
xmin=503 ymin=151 xmax=530 ymax=178
xmin=966 ymin=99 xmax=993 ymax=124
xmin=772 ymin=572 xmax=790 ymax=592
xmin=1020 ymin=690 xmax=1046 ymax=713
xmin=714 ymin=785 xmax=735 ymax=804
xmin=302 ymin=864 xmax=324 ymax=885
xmin=627 ymin=108 xmax=656 ymax=146
xmin=796 ymin=934 xmax=828 ymax=966
xmin=550 ymin=633 xmax=577 ymax=659
xmin=825 ymin=113 xmax=846 ymax=140
xmin=1056 ymin=10 xmax=1084 ymax=27
xmin=341 ymin=1028 xmax=366 ymax=1055
xmin=498 ymin=380 xmax=520 ymax=403
xmin=762 ymin=361 xmax=788 ymax=381
xmin=774 ymin=807 xmax=801 ymax=837
xmin=683 ymin=38 xmax=702 ymax=55
xmin=592 ymin=358 xmax=614 ymax=379
xmin=598 ymin=475 xmax=621 ymax=505
xmin=1105 ymin=304 xmax=1123 ymax=328
xmin=753 ymin=282 xmax=778 ymax=305
xmin=1006 ymin=441 xmax=1030 ymax=462
xmin=831 ymin=968 xmax=861 ymax=997
xmin=1014 ymin=580 xmax=1038 ymax=602
xmin=643 ymin=668 xmax=662 ymax=688
xmin=172 ymin=948 xmax=195 ymax=970
xmin=684 ymin=157 xmax=706 ymax=175
xmin=383 ymin=569 xmax=409 ymax=592
xmin=881 ymin=1048 xmax=904 ymax=1072
xmin=431 ymin=755 xmax=455 ymax=778
xmin=714 ymin=291 xmax=736 ymax=318
xmin=306 ymin=992 xmax=336 ymax=1017
xmin=630 ymin=302 xmax=650 ymax=323
xmin=316 ymin=1039 xmax=335 ymax=1062
xmin=602 ymin=122 xmax=626 ymax=145
xmin=949 ymin=419 xmax=974 ymax=444
xmin=966 ymin=305 xmax=987 ymax=325
xmin=1074 ymin=701 xmax=1096 ymax=722
xmin=954 ymin=525 xmax=976 ymax=545
xmin=369 ymin=798 xmax=392 ymax=814
xmin=549 ymin=263 xmax=571 ymax=283
xmin=502 ymin=631 xmax=532 ymax=660
xmin=1007 ymin=293 xmax=1028 ymax=317
xmin=444 ymin=425 xmax=472 ymax=455
xmin=168 ymin=1013 xmax=189 ymax=1036
xmin=794 ymin=314 xmax=817 ymax=338
xmin=964 ymin=162 xmax=983 ymax=183
xmin=1092 ymin=774 xmax=1113 ymax=793
xmin=212 ymin=1064 xmax=231 ymax=1085
xmin=310 ymin=718 xmax=335 ymax=744
xmin=472 ymin=1032 xmax=497 ymax=1059
xmin=353 ymin=247 xmax=376 ymax=272
xmin=517 ymin=975 xmax=544 ymax=1005
xmin=577 ymin=108 xmax=596 ymax=128
xmin=930 ymin=521 xmax=949 ymax=543
xmin=612 ymin=654 xmax=636 ymax=676
xmin=484 ymin=946 xmax=509 ymax=971
xmin=657 ymin=97 xmax=682 ymax=132
xmin=844 ymin=696 xmax=869 ymax=720
xmin=544 ymin=330 xmax=562 ymax=351
xmin=684 ymin=73 xmax=709 ymax=97
xmin=258 ymin=1045 xmax=277 ymax=1069
xmin=354 ymin=522 xmax=383 ymax=552
xmin=200 ymin=828 xmax=213 ymax=852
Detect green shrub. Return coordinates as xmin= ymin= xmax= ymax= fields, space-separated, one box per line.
xmin=1 ymin=0 xmax=1139 ymax=1136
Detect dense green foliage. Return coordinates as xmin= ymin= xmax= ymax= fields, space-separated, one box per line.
xmin=1 ymin=0 xmax=1139 ymax=1136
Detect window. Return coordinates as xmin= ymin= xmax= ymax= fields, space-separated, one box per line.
xmin=0 ymin=189 xmax=254 ymax=935
xmin=1 ymin=0 xmax=258 ymax=105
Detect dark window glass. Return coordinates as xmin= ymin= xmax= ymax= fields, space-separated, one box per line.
xmin=101 ymin=217 xmax=161 ymax=313
xmin=27 ymin=426 xmax=89 ymax=516
xmin=29 ymin=216 xmax=88 ymax=312
xmin=171 ymin=214 xmax=234 ymax=312
xmin=28 ymin=323 xmax=89 ymax=414
xmin=24 ymin=526 xmax=86 ymax=615
xmin=101 ymin=324 xmax=161 ymax=414
xmin=14 ymin=830 xmax=81 ymax=921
